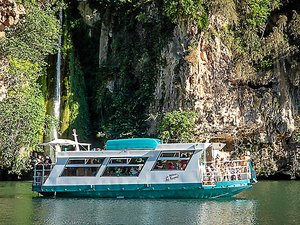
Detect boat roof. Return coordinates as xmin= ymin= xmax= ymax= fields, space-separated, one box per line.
xmin=56 ymin=142 xmax=219 ymax=158
xmin=156 ymin=143 xmax=210 ymax=150
xmin=105 ymin=138 xmax=161 ymax=150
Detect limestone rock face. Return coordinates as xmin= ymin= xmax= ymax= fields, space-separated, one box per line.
xmin=0 ymin=0 xmax=25 ymax=33
xmin=0 ymin=57 xmax=8 ymax=101
xmin=148 ymin=16 xmax=299 ymax=177
xmin=0 ymin=0 xmax=25 ymax=101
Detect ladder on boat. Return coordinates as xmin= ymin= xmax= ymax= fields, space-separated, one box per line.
xmin=33 ymin=164 xmax=54 ymax=186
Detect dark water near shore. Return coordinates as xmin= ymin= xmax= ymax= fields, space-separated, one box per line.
xmin=0 ymin=181 xmax=299 ymax=225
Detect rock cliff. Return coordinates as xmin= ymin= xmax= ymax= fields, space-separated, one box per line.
xmin=75 ymin=1 xmax=300 ymax=178
xmin=147 ymin=6 xmax=300 ymax=178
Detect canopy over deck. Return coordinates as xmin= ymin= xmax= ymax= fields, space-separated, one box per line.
xmin=39 ymin=139 xmax=91 ymax=151
xmin=39 ymin=139 xmax=77 ymax=146
xmin=105 ymin=138 xmax=161 ymax=150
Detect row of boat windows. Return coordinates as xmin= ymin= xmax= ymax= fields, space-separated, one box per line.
xmin=61 ymin=166 xmax=144 ymax=177
xmin=60 ymin=151 xmax=194 ymax=177
xmin=67 ymin=158 xmax=103 ymax=165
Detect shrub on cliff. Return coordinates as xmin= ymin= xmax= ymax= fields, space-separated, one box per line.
xmin=159 ymin=110 xmax=197 ymax=143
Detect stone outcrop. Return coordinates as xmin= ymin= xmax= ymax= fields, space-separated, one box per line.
xmin=0 ymin=0 xmax=25 ymax=101
xmin=0 ymin=0 xmax=25 ymax=34
xmin=0 ymin=57 xmax=8 ymax=101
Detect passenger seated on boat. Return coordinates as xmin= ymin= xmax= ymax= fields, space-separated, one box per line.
xmin=107 ymin=170 xmax=114 ymax=176
xmin=115 ymin=168 xmax=122 ymax=176
xmin=124 ymin=167 xmax=130 ymax=176
xmin=167 ymin=162 xmax=175 ymax=170
xmin=130 ymin=167 xmax=138 ymax=176
xmin=180 ymin=160 xmax=187 ymax=170
xmin=155 ymin=161 xmax=164 ymax=169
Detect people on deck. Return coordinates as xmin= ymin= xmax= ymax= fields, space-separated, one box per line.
xmin=44 ymin=156 xmax=52 ymax=164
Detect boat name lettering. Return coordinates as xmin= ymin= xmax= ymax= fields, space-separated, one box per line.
xmin=166 ymin=174 xmax=179 ymax=181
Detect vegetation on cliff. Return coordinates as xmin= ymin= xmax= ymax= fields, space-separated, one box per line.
xmin=159 ymin=111 xmax=197 ymax=143
xmin=0 ymin=1 xmax=60 ymax=174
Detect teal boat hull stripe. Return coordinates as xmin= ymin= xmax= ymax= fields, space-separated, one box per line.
xmin=33 ymin=180 xmax=252 ymax=199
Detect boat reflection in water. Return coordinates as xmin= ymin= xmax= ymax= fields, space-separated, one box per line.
xmin=32 ymin=197 xmax=257 ymax=224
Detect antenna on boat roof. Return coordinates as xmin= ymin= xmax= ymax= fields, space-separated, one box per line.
xmin=72 ymin=129 xmax=80 ymax=151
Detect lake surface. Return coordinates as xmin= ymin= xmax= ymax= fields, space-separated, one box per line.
xmin=0 ymin=181 xmax=299 ymax=225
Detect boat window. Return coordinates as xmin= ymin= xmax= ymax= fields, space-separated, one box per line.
xmin=109 ymin=158 xmax=128 ymax=164
xmin=67 ymin=159 xmax=85 ymax=164
xmin=61 ymin=158 xmax=105 ymax=177
xmin=102 ymin=157 xmax=148 ymax=177
xmin=152 ymin=151 xmax=194 ymax=171
xmin=159 ymin=151 xmax=194 ymax=159
xmin=86 ymin=158 xmax=103 ymax=164
xmin=67 ymin=158 xmax=104 ymax=165
xmin=102 ymin=166 xmax=143 ymax=177
xmin=128 ymin=158 xmax=146 ymax=164
xmin=60 ymin=167 xmax=100 ymax=176
xmin=108 ymin=157 xmax=147 ymax=165
xmin=160 ymin=152 xmax=179 ymax=158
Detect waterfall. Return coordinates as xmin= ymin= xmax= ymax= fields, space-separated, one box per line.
xmin=52 ymin=9 xmax=63 ymax=140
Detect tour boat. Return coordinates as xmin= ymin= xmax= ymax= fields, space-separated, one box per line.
xmin=32 ymin=137 xmax=257 ymax=199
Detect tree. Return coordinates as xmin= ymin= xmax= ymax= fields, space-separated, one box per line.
xmin=159 ymin=110 xmax=197 ymax=143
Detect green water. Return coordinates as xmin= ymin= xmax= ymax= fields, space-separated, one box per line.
xmin=0 ymin=181 xmax=299 ymax=225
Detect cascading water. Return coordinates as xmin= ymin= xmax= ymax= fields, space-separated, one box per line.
xmin=52 ymin=9 xmax=63 ymax=140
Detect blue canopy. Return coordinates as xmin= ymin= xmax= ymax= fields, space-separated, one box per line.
xmin=105 ymin=138 xmax=161 ymax=150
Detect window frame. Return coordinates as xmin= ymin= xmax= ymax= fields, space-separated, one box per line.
xmin=101 ymin=157 xmax=148 ymax=177
xmin=60 ymin=157 xmax=105 ymax=177
xmin=151 ymin=150 xmax=194 ymax=171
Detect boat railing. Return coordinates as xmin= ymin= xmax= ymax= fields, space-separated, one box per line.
xmin=33 ymin=163 xmax=54 ymax=186
xmin=202 ymin=160 xmax=251 ymax=186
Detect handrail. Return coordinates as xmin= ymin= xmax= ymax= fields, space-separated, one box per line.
xmin=33 ymin=163 xmax=54 ymax=186
xmin=202 ymin=159 xmax=251 ymax=185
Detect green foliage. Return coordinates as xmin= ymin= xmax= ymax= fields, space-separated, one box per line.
xmin=163 ymin=0 xmax=208 ymax=29
xmin=63 ymin=50 xmax=91 ymax=140
xmin=217 ymin=0 xmax=296 ymax=74
xmin=0 ymin=58 xmax=47 ymax=174
xmin=159 ymin=111 xmax=197 ymax=143
xmin=0 ymin=2 xmax=61 ymax=174
xmin=3 ymin=4 xmax=60 ymax=65
xmin=243 ymin=0 xmax=281 ymax=31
